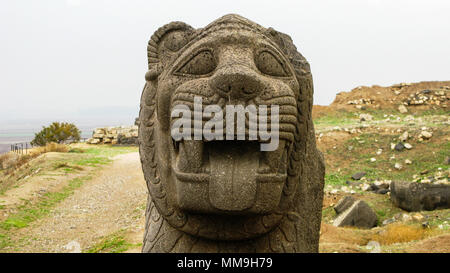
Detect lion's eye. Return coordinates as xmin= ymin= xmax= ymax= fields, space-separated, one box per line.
xmin=177 ymin=50 xmax=216 ymax=75
xmin=255 ymin=51 xmax=288 ymax=77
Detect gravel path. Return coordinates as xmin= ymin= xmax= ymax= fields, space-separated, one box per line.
xmin=15 ymin=152 xmax=147 ymax=253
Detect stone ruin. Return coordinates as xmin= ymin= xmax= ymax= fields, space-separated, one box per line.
xmin=87 ymin=125 xmax=138 ymax=145
xmin=138 ymin=14 xmax=325 ymax=252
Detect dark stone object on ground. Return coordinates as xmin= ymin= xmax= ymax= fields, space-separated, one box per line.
xmin=138 ymin=14 xmax=325 ymax=253
xmin=394 ymin=142 xmax=405 ymax=151
xmin=390 ymin=181 xmax=450 ymax=211
xmin=351 ymin=172 xmax=366 ymax=180
xmin=376 ymin=189 xmax=389 ymax=195
xmin=334 ymin=196 xmax=356 ymax=214
xmin=333 ymin=198 xmax=377 ymax=228
xmin=117 ymin=134 xmax=138 ymax=145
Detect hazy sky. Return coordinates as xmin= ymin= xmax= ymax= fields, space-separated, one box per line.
xmin=1 ymin=0 xmax=449 ymax=126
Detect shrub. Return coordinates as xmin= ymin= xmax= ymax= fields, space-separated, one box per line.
xmin=31 ymin=122 xmax=81 ymax=146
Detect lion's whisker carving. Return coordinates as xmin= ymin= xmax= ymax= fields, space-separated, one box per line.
xmin=139 ymin=14 xmax=324 ymax=252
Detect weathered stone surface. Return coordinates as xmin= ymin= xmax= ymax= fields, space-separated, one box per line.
xmin=138 ymin=14 xmax=325 ymax=253
xmin=390 ymin=181 xmax=450 ymax=211
xmin=359 ymin=113 xmax=373 ymax=122
xmin=333 ymin=199 xmax=377 ymax=228
xmin=398 ymin=105 xmax=408 ymax=113
xmin=351 ymin=172 xmax=366 ymax=180
xmin=394 ymin=142 xmax=405 ymax=151
xmin=88 ymin=125 xmax=138 ymax=145
xmin=334 ymin=196 xmax=356 ymax=214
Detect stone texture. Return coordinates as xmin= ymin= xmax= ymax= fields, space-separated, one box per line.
xmin=398 ymin=104 xmax=408 ymax=113
xmin=351 ymin=172 xmax=366 ymax=180
xmin=87 ymin=125 xmax=138 ymax=145
xmin=390 ymin=181 xmax=450 ymax=211
xmin=138 ymin=14 xmax=325 ymax=253
xmin=334 ymin=196 xmax=356 ymax=214
xmin=333 ymin=199 xmax=377 ymax=228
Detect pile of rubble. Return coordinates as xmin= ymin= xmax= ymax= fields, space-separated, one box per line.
xmin=346 ymin=98 xmax=375 ymax=105
xmin=403 ymin=87 xmax=449 ymax=107
xmin=86 ymin=125 xmax=138 ymax=145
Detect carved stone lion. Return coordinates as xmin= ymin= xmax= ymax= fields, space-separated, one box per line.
xmin=139 ymin=14 xmax=325 ymax=252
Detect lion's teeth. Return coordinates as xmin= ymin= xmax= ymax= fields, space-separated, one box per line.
xmin=176 ymin=140 xmax=204 ymax=173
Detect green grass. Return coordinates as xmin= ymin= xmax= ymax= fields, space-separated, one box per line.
xmin=321 ymin=207 xmax=337 ymax=223
xmin=85 ymin=230 xmax=140 ymax=253
xmin=314 ymin=110 xmax=357 ymax=128
xmin=82 ymin=146 xmax=138 ymax=157
xmin=325 ymin=173 xmax=348 ymax=186
xmin=70 ymin=145 xmax=138 ymax=167
xmin=0 ymin=176 xmax=91 ymax=231
xmin=326 ymin=132 xmax=449 ymax=183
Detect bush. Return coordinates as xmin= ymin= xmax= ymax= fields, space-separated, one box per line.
xmin=31 ymin=122 xmax=81 ymax=146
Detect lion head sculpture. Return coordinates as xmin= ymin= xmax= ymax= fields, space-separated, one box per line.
xmin=139 ymin=14 xmax=325 ymax=252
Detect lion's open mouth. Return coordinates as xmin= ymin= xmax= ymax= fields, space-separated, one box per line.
xmin=171 ymin=138 xmax=288 ymax=213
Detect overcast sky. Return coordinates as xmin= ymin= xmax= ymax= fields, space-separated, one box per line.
xmin=1 ymin=0 xmax=449 ymax=127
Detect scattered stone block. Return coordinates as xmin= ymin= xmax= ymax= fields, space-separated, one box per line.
xmin=390 ymin=181 xmax=450 ymax=211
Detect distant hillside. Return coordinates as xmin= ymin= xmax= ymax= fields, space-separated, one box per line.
xmin=313 ymin=80 xmax=449 ymax=119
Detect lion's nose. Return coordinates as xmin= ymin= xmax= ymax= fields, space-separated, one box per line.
xmin=209 ymin=65 xmax=265 ymax=101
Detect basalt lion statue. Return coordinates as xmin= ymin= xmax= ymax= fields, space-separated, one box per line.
xmin=138 ymin=14 xmax=325 ymax=253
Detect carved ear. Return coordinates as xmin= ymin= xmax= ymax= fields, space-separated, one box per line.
xmin=145 ymin=22 xmax=195 ymax=81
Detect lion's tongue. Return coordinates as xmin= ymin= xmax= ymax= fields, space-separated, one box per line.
xmin=208 ymin=142 xmax=258 ymax=211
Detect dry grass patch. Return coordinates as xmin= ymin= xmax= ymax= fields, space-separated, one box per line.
xmin=371 ymin=223 xmax=431 ymax=245
xmin=30 ymin=143 xmax=69 ymax=155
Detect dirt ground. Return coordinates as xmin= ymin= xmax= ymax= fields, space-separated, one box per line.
xmin=1 ymin=152 xmax=147 ymax=253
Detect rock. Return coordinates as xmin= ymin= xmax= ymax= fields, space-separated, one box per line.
xmin=394 ymin=142 xmax=405 ymax=151
xmin=445 ymin=156 xmax=450 ymax=165
xmin=419 ymin=131 xmax=432 ymax=139
xmin=361 ymin=183 xmax=371 ymax=191
xmin=334 ymin=196 xmax=356 ymax=214
xmin=394 ymin=163 xmax=402 ymax=170
xmin=87 ymin=138 xmax=100 ymax=144
xmin=390 ymin=143 xmax=396 ymax=150
xmin=398 ymin=105 xmax=408 ymax=113
xmin=404 ymin=143 xmax=412 ymax=150
xmin=374 ymin=180 xmax=390 ymax=189
xmin=420 ymin=169 xmax=429 ymax=175
xmin=359 ymin=113 xmax=373 ymax=122
xmin=382 ymin=218 xmax=396 ymax=226
xmin=370 ymin=158 xmax=376 ymax=162
xmin=376 ymin=189 xmax=389 ymax=195
xmin=395 ymin=213 xmax=412 ymax=222
xmin=390 ymin=181 xmax=450 ymax=211
xmin=399 ymin=131 xmax=409 ymax=142
xmin=352 ymin=172 xmax=366 ymax=180
xmin=412 ymin=213 xmax=424 ymax=221
xmin=405 ymin=159 xmax=412 ymax=165
xmin=333 ymin=199 xmax=378 ymax=228
xmin=376 ymin=149 xmax=382 ymax=155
